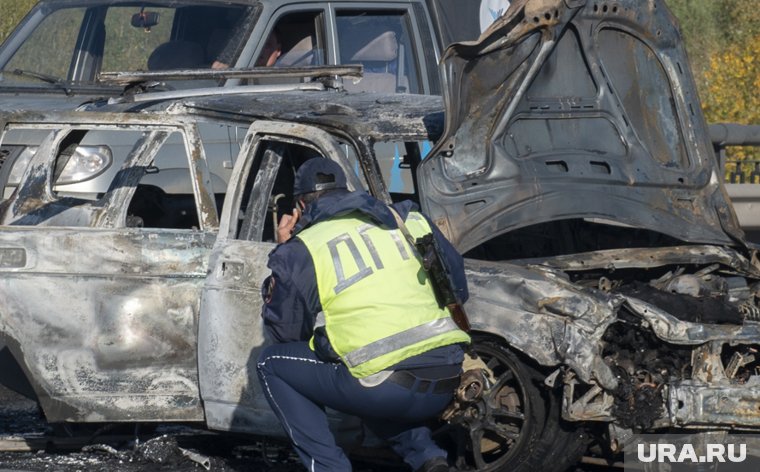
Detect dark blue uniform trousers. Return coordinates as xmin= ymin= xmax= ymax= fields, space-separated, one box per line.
xmin=257 ymin=342 xmax=453 ymax=472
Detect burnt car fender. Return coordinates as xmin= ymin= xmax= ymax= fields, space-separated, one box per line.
xmin=464 ymin=259 xmax=621 ymax=390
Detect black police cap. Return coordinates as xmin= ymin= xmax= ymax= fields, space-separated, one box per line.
xmin=294 ymin=158 xmax=348 ymax=196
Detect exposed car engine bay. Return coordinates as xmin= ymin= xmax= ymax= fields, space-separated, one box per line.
xmin=545 ymin=246 xmax=760 ymax=437
xmin=460 ymin=216 xmax=760 ymax=452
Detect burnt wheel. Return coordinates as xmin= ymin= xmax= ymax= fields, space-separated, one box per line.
xmin=438 ymin=339 xmax=587 ymax=472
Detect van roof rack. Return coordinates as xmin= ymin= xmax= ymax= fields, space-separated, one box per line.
xmin=97 ymin=65 xmax=363 ymax=86
xmin=107 ymin=82 xmax=329 ymax=104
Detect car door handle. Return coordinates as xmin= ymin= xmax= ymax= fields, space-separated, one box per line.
xmin=0 ymin=248 xmax=26 ymax=268
xmin=221 ymin=261 xmax=245 ymax=281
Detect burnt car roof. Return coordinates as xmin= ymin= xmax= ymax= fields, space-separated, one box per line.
xmin=418 ymin=0 xmax=746 ymax=252
xmin=1 ymin=90 xmax=444 ymax=142
xmin=99 ymin=90 xmax=445 ymax=142
xmin=184 ymin=92 xmax=444 ymax=141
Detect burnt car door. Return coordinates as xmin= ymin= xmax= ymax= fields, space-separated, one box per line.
xmin=198 ymin=120 xmax=365 ymax=435
xmin=0 ymin=114 xmax=218 ymax=423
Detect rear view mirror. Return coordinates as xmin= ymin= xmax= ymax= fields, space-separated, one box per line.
xmin=131 ymin=10 xmax=160 ymax=29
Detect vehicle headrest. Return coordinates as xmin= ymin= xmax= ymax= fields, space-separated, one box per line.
xmin=147 ymin=41 xmax=205 ymax=70
xmin=350 ymin=31 xmax=397 ymax=62
xmin=277 ymin=36 xmax=315 ymax=67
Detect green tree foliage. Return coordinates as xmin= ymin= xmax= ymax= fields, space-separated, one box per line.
xmin=666 ymin=0 xmax=760 ymax=173
xmin=665 ymin=0 xmax=760 ymax=122
xmin=665 ymin=0 xmax=726 ymax=89
xmin=0 ymin=0 xmax=37 ymax=41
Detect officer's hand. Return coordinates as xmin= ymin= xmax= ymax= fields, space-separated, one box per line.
xmin=277 ymin=208 xmax=300 ymax=243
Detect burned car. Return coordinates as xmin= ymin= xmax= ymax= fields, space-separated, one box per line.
xmin=2 ymin=0 xmax=760 ymax=471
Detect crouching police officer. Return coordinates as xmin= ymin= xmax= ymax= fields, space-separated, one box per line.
xmin=256 ymin=158 xmax=470 ymax=472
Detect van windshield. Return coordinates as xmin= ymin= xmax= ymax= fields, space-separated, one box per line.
xmin=0 ymin=0 xmax=259 ymax=87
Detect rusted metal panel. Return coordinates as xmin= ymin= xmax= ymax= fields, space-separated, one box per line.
xmin=0 ymin=113 xmax=226 ymax=422
xmin=0 ymin=117 xmax=222 ymax=230
xmin=183 ymin=123 xmax=220 ymax=230
xmin=464 ymin=243 xmax=760 ymax=430
xmin=513 ymin=245 xmax=760 ymax=277
xmin=182 ymin=93 xmax=445 ymax=142
xmin=93 ymin=130 xmax=171 ymax=228
xmin=196 ymin=120 xmax=377 ymax=435
xmin=670 ymin=381 xmax=760 ymax=428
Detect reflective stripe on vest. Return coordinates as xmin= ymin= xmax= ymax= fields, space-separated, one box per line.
xmin=298 ymin=210 xmax=470 ymax=378
xmin=343 ymin=317 xmax=460 ymax=368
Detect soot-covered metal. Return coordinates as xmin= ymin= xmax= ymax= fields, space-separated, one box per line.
xmin=2 ymin=0 xmax=760 ymax=470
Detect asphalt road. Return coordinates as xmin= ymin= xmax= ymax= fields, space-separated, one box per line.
xmin=0 ymin=385 xmax=616 ymax=472
xmin=0 ymin=384 xmax=309 ymax=472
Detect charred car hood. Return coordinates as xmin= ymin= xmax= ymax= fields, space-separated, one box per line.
xmin=420 ymin=0 xmax=744 ymax=252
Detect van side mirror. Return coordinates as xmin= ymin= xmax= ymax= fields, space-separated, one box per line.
xmin=131 ymin=11 xmax=160 ymax=29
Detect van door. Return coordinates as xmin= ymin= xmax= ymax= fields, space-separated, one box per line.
xmin=198 ymin=120 xmax=363 ymax=435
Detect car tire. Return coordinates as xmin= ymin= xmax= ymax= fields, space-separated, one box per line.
xmin=440 ymin=338 xmax=587 ymax=472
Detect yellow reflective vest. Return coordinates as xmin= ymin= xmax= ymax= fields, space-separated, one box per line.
xmin=298 ymin=210 xmax=470 ymax=378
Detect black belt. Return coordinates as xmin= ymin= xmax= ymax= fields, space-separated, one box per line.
xmin=387 ymin=369 xmax=460 ymax=395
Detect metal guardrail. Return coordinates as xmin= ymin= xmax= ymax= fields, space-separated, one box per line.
xmin=709 ymin=123 xmax=760 ymax=147
xmin=710 ymin=123 xmax=760 ymax=234
xmin=709 ymin=123 xmax=760 ymax=183
xmin=725 ymin=160 xmax=760 ymax=184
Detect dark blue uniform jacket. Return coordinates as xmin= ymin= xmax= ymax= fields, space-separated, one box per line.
xmin=261 ymin=189 xmax=468 ymax=370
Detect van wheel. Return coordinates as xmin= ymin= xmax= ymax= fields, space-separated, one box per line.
xmin=439 ymin=339 xmax=587 ymax=471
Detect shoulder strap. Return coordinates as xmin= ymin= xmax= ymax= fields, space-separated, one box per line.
xmin=388 ymin=205 xmax=471 ymax=332
xmin=387 ymin=206 xmax=418 ymax=248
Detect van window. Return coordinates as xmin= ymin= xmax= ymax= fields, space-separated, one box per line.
xmin=335 ymin=10 xmax=420 ymax=94
xmin=256 ymin=10 xmax=325 ymax=68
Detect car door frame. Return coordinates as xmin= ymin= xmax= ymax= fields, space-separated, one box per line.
xmin=198 ymin=119 xmax=364 ymax=435
xmin=0 ymin=113 xmax=221 ymax=422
